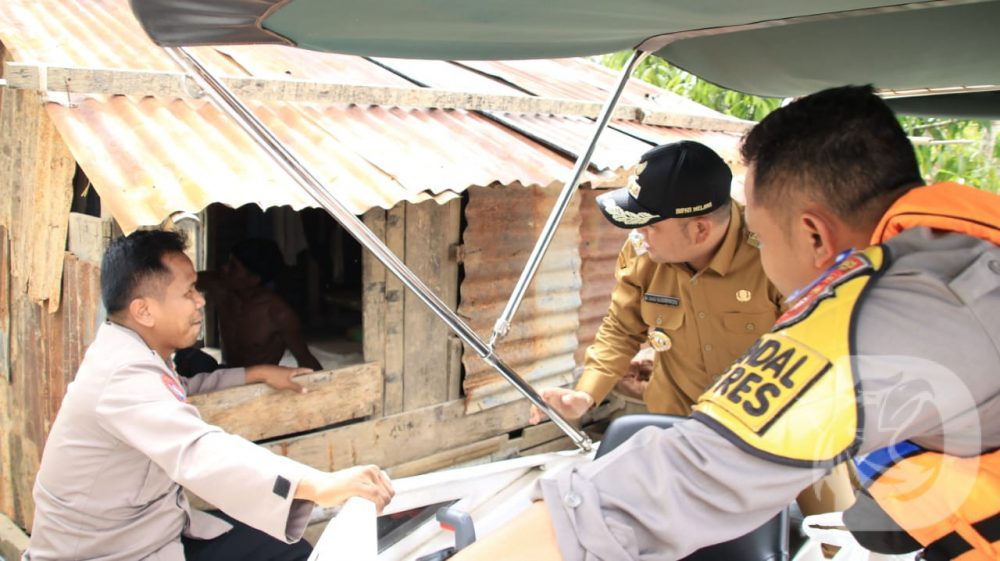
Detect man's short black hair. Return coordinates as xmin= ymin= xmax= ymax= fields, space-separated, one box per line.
xmin=101 ymin=230 xmax=188 ymax=315
xmin=741 ymin=85 xmax=923 ymax=228
xmin=230 ymin=238 xmax=284 ymax=285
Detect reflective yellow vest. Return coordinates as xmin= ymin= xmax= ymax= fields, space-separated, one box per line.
xmin=694 ymin=183 xmax=1000 ymax=560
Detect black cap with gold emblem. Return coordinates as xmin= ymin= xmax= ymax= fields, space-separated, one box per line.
xmin=596 ymin=141 xmax=732 ymax=229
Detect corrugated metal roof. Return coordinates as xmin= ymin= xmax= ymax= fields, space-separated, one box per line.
xmin=0 ymin=0 xmax=742 ymax=231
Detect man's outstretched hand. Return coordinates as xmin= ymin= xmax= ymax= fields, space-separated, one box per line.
xmin=528 ymin=388 xmax=594 ymax=425
xmin=246 ymin=365 xmax=314 ymax=394
xmin=295 ymin=465 xmax=395 ymax=513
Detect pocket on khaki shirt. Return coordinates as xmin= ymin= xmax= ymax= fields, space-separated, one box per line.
xmin=639 ymin=302 xmax=685 ymax=332
xmin=721 ymin=310 xmax=776 ymax=358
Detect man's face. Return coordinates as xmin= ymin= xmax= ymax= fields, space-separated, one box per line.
xmin=744 ymin=170 xmax=819 ymax=297
xmin=222 ymin=255 xmax=259 ymax=289
xmin=145 ymin=252 xmax=205 ymax=353
xmin=635 ymin=218 xmax=695 ymax=264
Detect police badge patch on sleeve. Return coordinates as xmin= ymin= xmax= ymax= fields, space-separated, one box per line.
xmin=161 ymin=373 xmax=187 ymax=402
xmin=776 ymin=252 xmax=873 ymax=330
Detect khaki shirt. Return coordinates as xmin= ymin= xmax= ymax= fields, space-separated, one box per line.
xmin=577 ymin=204 xmax=782 ymax=415
xmin=25 ymin=322 xmax=316 ymax=561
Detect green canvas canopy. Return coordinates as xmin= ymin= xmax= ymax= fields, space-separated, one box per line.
xmin=130 ymin=0 xmax=1000 ymax=117
xmin=127 ymin=0 xmax=1000 ymax=449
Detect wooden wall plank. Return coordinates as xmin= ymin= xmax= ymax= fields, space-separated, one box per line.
xmin=0 ymin=226 xmax=9 ymax=381
xmin=3 ymin=62 xmax=753 ymax=133
xmin=188 ymin=363 xmax=382 ymax=442
xmin=382 ymin=204 xmax=406 ymax=415
xmin=264 ymin=398 xmax=533 ymax=473
xmin=67 ymin=213 xmax=113 ymax=264
xmin=0 ymin=88 xmax=79 ymax=529
xmin=401 ymin=199 xmax=460 ymax=411
xmin=361 ymin=209 xmax=387 ymax=370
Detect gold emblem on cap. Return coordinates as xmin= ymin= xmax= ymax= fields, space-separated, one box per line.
xmin=736 ymin=289 xmax=752 ymax=303
xmin=626 ymin=161 xmax=647 ymax=199
xmin=601 ymin=197 xmax=659 ymax=226
xmin=649 ymin=329 xmax=672 ymax=352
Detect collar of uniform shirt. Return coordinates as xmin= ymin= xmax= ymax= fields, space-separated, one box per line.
xmin=700 ymin=203 xmax=745 ymax=277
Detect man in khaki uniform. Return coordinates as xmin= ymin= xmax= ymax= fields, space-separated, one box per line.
xmin=24 ymin=230 xmax=394 ymax=561
xmin=530 ymin=141 xmax=852 ymax=547
xmin=532 ymin=140 xmax=782 ymax=420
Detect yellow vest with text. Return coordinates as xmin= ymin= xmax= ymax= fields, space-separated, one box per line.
xmin=694 ymin=183 xmax=1000 ymax=560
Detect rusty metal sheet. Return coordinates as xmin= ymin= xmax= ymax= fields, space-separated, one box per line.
xmin=2 ymin=252 xmax=101 ymax=528
xmin=459 ymin=185 xmax=582 ymax=412
xmin=575 ymin=189 xmax=629 ymax=364
xmin=0 ymin=0 xmax=743 ymax=233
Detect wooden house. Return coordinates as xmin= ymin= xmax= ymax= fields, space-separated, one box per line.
xmin=0 ymin=0 xmax=747 ymax=550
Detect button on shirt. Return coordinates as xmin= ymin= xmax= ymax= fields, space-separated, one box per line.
xmin=576 ymin=205 xmax=783 ymax=415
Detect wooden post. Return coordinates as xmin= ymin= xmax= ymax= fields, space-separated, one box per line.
xmin=401 ymin=199 xmax=461 ymax=411
xmin=361 ymin=209 xmax=387 ymax=414
xmin=382 ymin=204 xmax=406 ymax=414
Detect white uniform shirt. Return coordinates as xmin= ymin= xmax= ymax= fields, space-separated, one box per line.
xmin=26 ymin=322 xmax=317 ymax=561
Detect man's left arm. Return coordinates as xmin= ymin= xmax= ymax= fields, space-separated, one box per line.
xmin=274 ymin=303 xmax=323 ymax=372
xmin=180 ymin=367 xmax=246 ymax=394
xmin=181 ymin=365 xmax=312 ymax=395
xmin=457 ymin=418 xmax=826 ymax=560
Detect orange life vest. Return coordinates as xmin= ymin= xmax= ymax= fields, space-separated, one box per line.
xmin=857 ymin=182 xmax=1000 ymax=560
xmin=871 ymin=182 xmax=1000 ymax=245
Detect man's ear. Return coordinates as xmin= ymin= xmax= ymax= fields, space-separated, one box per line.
xmin=128 ymin=297 xmax=156 ymax=328
xmin=798 ymin=210 xmax=839 ymax=268
xmin=688 ymin=217 xmax=711 ymax=245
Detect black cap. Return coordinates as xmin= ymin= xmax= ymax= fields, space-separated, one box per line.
xmin=596 ymin=141 xmax=732 ymax=229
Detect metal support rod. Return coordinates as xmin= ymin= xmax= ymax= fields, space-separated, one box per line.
xmin=164 ymin=47 xmax=592 ymax=452
xmin=488 ymin=49 xmax=648 ymax=346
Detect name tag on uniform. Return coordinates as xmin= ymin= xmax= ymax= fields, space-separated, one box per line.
xmin=643 ymin=293 xmax=680 ymax=306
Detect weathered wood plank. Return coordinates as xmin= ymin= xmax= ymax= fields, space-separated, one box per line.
xmin=361 ymin=209 xmax=387 ymax=372
xmin=0 ymin=87 xmax=77 ymax=528
xmin=67 ymin=213 xmax=113 ymax=264
xmin=401 ymin=199 xmax=460 ymax=411
xmin=26 ymin=96 xmax=75 ymax=312
xmin=188 ymin=363 xmax=382 ymax=442
xmin=382 ymin=204 xmax=406 ymax=415
xmin=2 ymin=62 xmax=752 ymax=133
xmin=0 ymin=226 xmax=9 ymax=381
xmin=387 ymin=435 xmax=509 ymax=479
xmin=265 ymin=398 xmax=533 ymax=473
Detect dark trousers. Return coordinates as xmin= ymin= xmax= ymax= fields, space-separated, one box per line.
xmin=181 ymin=512 xmax=313 ymax=561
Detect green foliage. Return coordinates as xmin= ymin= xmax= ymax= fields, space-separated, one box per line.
xmin=901 ymin=117 xmax=999 ymax=193
xmin=602 ymin=52 xmax=999 ymax=193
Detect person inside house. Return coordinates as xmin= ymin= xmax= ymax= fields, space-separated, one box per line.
xmin=529 ymin=140 xmax=854 ymax=535
xmin=25 ymin=229 xmax=394 ymax=561
xmin=194 ymin=237 xmax=323 ymax=373
xmin=455 ymin=84 xmax=1000 ymax=560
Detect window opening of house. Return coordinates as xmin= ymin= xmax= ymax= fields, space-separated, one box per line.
xmin=193 ymin=203 xmax=364 ymax=374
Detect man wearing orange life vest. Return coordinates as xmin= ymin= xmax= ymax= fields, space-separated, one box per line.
xmin=453 ymin=85 xmax=1000 ymax=561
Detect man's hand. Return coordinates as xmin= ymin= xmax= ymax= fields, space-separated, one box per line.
xmin=528 ymin=388 xmax=594 ymax=425
xmin=245 ymin=365 xmax=313 ymax=394
xmin=295 ymin=465 xmax=395 ymax=513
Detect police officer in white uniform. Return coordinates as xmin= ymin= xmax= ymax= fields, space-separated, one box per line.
xmin=24 ymin=230 xmax=394 ymax=561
